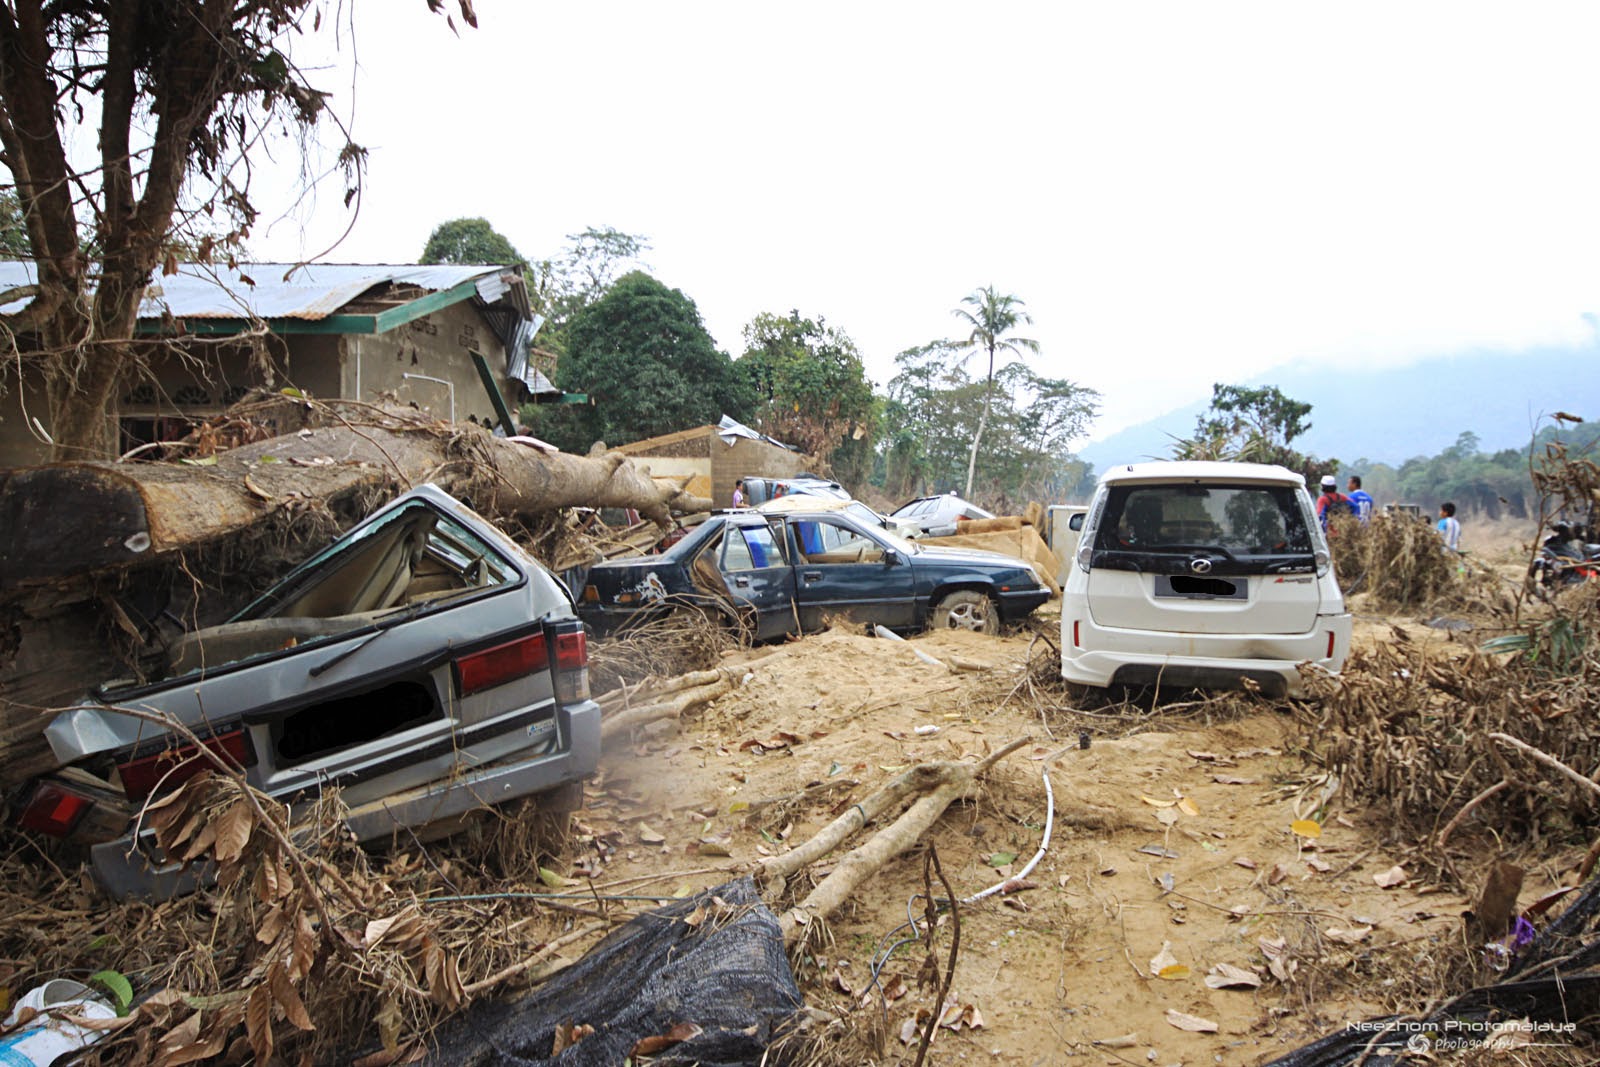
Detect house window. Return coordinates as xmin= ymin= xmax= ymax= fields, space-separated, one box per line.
xmin=172 ymin=385 xmax=211 ymax=406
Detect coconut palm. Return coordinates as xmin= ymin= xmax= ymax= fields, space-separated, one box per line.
xmin=953 ymin=286 xmax=1041 ymax=498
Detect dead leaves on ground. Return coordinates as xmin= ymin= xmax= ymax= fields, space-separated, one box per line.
xmin=99 ymin=771 xmax=476 ymax=1065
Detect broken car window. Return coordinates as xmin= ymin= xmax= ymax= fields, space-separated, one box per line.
xmin=139 ymin=501 xmax=521 ymax=687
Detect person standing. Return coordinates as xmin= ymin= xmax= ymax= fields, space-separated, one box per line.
xmin=1436 ymin=501 xmax=1461 ymax=551
xmin=731 ymin=479 xmax=746 ymax=508
xmin=1347 ymin=475 xmax=1374 ymax=522
xmin=1315 ymin=475 xmax=1352 ymax=530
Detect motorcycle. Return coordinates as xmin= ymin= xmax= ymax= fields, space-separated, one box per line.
xmin=1533 ymin=523 xmax=1600 ymax=588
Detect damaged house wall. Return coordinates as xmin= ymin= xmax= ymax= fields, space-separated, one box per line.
xmin=614 ymin=425 xmax=818 ymax=506
xmin=0 ymin=262 xmax=534 ymax=468
xmin=341 ymin=300 xmax=512 ymax=429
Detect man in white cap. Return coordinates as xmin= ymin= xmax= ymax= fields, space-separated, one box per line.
xmin=1314 ymin=474 xmax=1351 ymax=531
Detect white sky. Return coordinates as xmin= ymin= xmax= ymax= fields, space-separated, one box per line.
xmin=250 ymin=2 xmax=1600 ymax=440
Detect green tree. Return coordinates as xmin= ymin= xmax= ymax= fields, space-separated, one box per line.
xmin=880 ymin=340 xmax=1099 ymax=507
xmin=737 ymin=310 xmax=876 ymax=462
xmin=1174 ymin=383 xmax=1335 ymax=483
xmin=953 ymin=286 xmax=1041 ymax=497
xmin=549 ymin=271 xmax=750 ymax=449
xmin=522 ymin=226 xmax=651 ymax=356
xmin=419 ymin=217 xmax=525 ymax=267
xmin=0 ymin=1 xmax=474 ymax=458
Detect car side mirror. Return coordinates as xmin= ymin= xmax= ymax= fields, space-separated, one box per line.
xmin=884 ymin=550 xmax=903 ymax=567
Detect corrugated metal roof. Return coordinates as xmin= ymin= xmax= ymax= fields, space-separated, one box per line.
xmin=0 ymin=260 xmax=525 ymax=321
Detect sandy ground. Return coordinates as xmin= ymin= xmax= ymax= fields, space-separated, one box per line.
xmin=560 ymin=609 xmax=1547 ymax=1067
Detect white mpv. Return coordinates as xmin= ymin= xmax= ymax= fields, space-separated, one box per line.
xmin=1061 ymin=461 xmax=1351 ymax=698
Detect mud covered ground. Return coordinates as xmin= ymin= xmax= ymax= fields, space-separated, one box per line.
xmin=575 ymin=597 xmax=1586 ymax=1066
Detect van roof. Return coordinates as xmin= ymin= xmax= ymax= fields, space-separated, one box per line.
xmin=1097 ymin=461 xmax=1306 ymax=487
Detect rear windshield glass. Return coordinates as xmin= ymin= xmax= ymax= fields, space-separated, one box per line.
xmin=1093 ymin=484 xmax=1312 ymax=555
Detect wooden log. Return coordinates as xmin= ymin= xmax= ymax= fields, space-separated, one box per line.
xmin=955 ymin=515 xmax=1024 ymax=535
xmin=0 ymin=407 xmax=710 ymax=592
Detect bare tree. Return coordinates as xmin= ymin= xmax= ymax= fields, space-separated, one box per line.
xmin=0 ymin=1 xmax=476 ymax=459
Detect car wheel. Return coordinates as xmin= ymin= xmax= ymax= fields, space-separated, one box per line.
xmin=931 ymin=590 xmax=999 ymax=635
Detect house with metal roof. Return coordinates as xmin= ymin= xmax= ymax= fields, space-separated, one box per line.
xmin=0 ymin=261 xmax=555 ymax=466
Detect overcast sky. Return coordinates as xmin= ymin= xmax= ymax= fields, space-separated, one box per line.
xmin=253 ymin=2 xmax=1600 ymax=440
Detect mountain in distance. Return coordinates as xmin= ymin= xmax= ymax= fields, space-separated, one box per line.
xmin=1077 ymin=346 xmax=1600 ymax=474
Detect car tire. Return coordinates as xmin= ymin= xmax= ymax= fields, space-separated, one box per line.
xmin=930 ymin=590 xmax=999 ymax=635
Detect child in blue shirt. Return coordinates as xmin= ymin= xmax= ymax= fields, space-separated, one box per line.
xmin=1436 ymin=501 xmax=1461 ymax=551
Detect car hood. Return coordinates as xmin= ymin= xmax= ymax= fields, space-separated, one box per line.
xmin=914 ymin=544 xmax=1039 ymax=572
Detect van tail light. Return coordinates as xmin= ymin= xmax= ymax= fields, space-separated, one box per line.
xmin=20 ymin=780 xmax=94 ymax=837
xmin=1327 ymin=631 xmax=1336 ymax=660
xmin=551 ymin=622 xmax=590 ymax=704
xmin=117 ymin=728 xmax=255 ymax=803
xmin=1073 ymin=620 xmax=1082 ymax=649
xmin=456 ymin=632 xmax=549 ymax=696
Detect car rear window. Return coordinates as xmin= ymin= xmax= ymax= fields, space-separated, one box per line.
xmin=1093 ymin=484 xmax=1312 ymax=555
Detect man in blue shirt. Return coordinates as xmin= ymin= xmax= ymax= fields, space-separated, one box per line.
xmin=1347 ymin=476 xmax=1374 ymax=522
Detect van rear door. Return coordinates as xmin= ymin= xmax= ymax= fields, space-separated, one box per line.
xmin=1085 ymin=483 xmax=1320 ymax=636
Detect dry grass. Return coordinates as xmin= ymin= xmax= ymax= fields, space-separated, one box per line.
xmin=1329 ymin=512 xmax=1469 ymax=610
xmin=1298 ymin=587 xmax=1600 ymax=874
xmin=587 ymin=605 xmax=739 ymax=695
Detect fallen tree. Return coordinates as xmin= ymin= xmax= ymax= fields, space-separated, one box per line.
xmin=0 ymin=402 xmax=712 ymax=786
xmin=0 ymin=402 xmax=710 ymax=590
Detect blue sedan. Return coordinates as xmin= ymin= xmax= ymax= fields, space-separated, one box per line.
xmin=578 ymin=506 xmax=1051 ymax=639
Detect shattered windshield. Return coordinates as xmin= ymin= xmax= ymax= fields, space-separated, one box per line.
xmin=130 ymin=501 xmax=520 ymax=687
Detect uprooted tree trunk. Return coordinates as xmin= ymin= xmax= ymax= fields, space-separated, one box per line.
xmin=0 ymin=404 xmax=709 ymax=589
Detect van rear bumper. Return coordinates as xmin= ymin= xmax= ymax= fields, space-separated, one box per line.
xmin=1060 ymin=614 xmax=1351 ymax=698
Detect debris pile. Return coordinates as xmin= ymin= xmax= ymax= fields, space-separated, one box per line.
xmin=1328 ymin=511 xmax=1463 ymax=608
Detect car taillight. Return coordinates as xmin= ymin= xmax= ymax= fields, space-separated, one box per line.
xmin=117 ymin=728 xmax=255 ymax=802
xmin=19 ymin=780 xmax=94 ymax=837
xmin=552 ymin=626 xmax=590 ymax=704
xmin=1073 ymin=619 xmax=1082 ymax=648
xmin=456 ymin=633 xmax=549 ymax=696
xmin=1327 ymin=631 xmax=1336 ymax=660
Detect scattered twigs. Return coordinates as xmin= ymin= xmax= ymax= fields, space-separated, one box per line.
xmin=963 ymin=770 xmax=1053 ymax=905
xmin=1488 ymin=732 xmax=1600 ymax=800
xmin=911 ymin=845 xmax=959 ymax=1067
xmin=762 ymin=737 xmax=1030 ymax=888
xmin=458 ymin=920 xmax=608 ymax=997
xmin=1435 ymin=778 xmax=1510 ymax=853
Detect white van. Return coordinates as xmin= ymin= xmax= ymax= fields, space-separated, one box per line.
xmin=1061 ymin=461 xmax=1351 ymax=698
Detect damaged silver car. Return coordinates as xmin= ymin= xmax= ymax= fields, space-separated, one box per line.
xmin=20 ymin=485 xmax=600 ymax=898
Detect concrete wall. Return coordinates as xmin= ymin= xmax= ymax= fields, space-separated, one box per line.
xmin=710 ymin=437 xmax=815 ymax=507
xmin=346 ymin=302 xmax=510 ymax=428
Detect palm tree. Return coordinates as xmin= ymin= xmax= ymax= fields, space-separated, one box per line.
xmin=953 ymin=285 xmax=1040 ymax=498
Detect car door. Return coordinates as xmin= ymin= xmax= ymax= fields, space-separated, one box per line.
xmin=787 ymin=516 xmax=914 ymax=630
xmin=719 ymin=519 xmax=798 ymax=639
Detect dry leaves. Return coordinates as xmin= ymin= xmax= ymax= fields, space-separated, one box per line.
xmin=1149 ymin=941 xmax=1190 ymax=980
xmin=1165 ymin=1009 xmax=1219 ymax=1033
xmin=1373 ymin=865 xmax=1408 ymax=888
xmin=1204 ymin=962 xmax=1262 ymax=990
